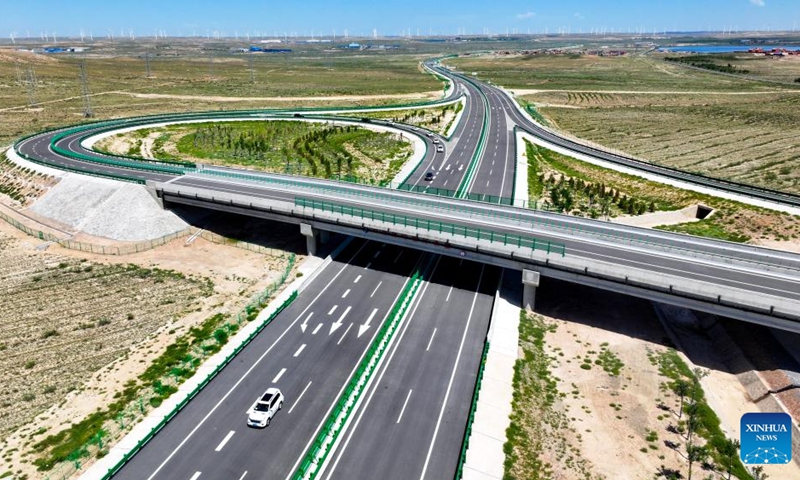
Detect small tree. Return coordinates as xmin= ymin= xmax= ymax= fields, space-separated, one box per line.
xmin=720 ymin=438 xmax=740 ymax=480
xmin=686 ymin=443 xmax=707 ymax=480
xmin=673 ymin=379 xmax=691 ymax=419
xmin=751 ymin=465 xmax=769 ymax=480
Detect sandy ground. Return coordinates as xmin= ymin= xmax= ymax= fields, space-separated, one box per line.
xmin=612 ymin=204 xmax=703 ymax=228
xmin=535 ymin=279 xmax=800 ymax=480
xmin=0 ymin=214 xmax=302 ymax=479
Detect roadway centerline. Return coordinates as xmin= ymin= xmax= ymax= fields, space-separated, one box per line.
xmin=425 ymin=328 xmax=437 ymax=352
xmin=354 ymin=275 xmax=362 ymax=284
xmin=312 ymin=323 xmax=323 ymax=335
xmin=337 ymin=323 xmax=354 ymax=345
xmin=370 ymin=281 xmax=382 ymax=298
xmin=214 ymin=431 xmax=235 ymax=452
xmin=328 ymin=305 xmax=338 ymax=315
xmin=289 ymin=381 xmax=313 ymax=414
xmin=272 ymin=368 xmax=287 ymax=384
xmin=342 ymin=289 xmax=350 ymax=298
xmin=396 ymin=389 xmax=413 ymax=424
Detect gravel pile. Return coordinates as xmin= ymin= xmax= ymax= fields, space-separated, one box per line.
xmin=29 ymin=175 xmax=188 ymax=241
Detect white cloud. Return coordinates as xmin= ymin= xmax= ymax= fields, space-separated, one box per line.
xmin=516 ymin=11 xmax=536 ymax=20
xmin=750 ymin=0 xmax=765 ymax=6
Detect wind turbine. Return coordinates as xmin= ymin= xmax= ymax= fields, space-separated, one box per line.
xmin=10 ymin=32 xmax=15 ymax=44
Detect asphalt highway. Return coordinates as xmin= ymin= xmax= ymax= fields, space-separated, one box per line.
xmin=322 ymin=257 xmax=499 ymax=480
xmin=111 ymin=239 xmax=424 ymax=480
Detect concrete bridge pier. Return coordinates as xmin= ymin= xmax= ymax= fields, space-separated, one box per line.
xmin=522 ymin=269 xmax=540 ymax=312
xmin=300 ymin=223 xmax=328 ymax=257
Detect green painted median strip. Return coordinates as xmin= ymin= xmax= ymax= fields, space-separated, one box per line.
xmin=292 ymin=264 xmax=427 ymax=480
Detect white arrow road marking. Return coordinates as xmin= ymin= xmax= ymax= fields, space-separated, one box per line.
xmin=215 ymin=431 xmax=235 ymax=452
xmin=330 ymin=306 xmax=351 ymax=335
xmin=358 ymin=308 xmax=379 ymax=338
xmin=300 ymin=312 xmax=313 ymax=333
xmin=458 ymin=164 xmax=464 ymax=171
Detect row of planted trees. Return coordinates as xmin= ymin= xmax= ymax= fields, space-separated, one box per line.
xmin=190 ymin=123 xmax=360 ymax=178
xmin=541 ymin=174 xmax=656 ymax=217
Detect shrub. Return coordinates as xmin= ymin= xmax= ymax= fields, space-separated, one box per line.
xmin=41 ymin=329 xmax=59 ymax=339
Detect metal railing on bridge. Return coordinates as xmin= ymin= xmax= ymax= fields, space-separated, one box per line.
xmin=294 ymin=197 xmax=566 ymax=257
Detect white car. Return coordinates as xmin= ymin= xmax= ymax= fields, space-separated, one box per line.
xmin=247 ymin=388 xmax=284 ymax=428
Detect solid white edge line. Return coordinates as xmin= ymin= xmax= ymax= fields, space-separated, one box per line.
xmin=396 ymin=389 xmax=414 ymax=424
xmin=289 ymin=381 xmax=313 ymax=415
xmin=214 ymin=431 xmax=235 ymax=452
xmin=419 ymin=264 xmax=485 ymax=480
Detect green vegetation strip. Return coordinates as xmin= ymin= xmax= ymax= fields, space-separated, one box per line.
xmin=294 ymin=197 xmax=567 ymax=257
xmin=293 ymin=266 xmax=426 ymax=479
xmin=454 ymin=340 xmax=490 ymax=480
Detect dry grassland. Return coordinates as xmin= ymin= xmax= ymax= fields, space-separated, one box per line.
xmin=450 ymin=53 xmax=800 ymax=195
xmin=0 ymin=48 xmax=442 ymax=147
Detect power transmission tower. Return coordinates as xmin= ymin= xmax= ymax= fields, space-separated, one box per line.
xmin=14 ymin=62 xmax=24 ymax=86
xmin=79 ymin=58 xmax=94 ymax=117
xmin=248 ymin=54 xmax=255 ymax=83
xmin=144 ymin=52 xmax=152 ymax=78
xmin=25 ymin=67 xmax=38 ymax=107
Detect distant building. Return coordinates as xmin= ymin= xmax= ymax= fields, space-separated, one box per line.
xmin=346 ymin=42 xmax=361 ymax=49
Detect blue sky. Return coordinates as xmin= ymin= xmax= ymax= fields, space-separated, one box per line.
xmin=2 ymin=0 xmax=799 ymax=38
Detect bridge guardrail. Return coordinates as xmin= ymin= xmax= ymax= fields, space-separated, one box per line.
xmin=294 ymin=197 xmax=567 ymax=257
xmin=454 ymin=340 xmax=490 ymax=480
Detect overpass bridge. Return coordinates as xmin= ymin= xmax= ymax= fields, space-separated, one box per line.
xmin=152 ymin=168 xmax=800 ymax=333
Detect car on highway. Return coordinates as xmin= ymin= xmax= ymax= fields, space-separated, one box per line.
xmin=424 ymin=171 xmax=435 ymax=181
xmin=246 ymin=388 xmax=284 ymax=428
xmin=436 ymin=145 xmax=444 ymax=153
xmin=432 ymin=138 xmax=440 ymax=144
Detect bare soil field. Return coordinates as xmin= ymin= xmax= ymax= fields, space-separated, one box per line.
xmin=528 ymin=90 xmax=800 ymax=195
xmin=0 ymin=210 xmax=302 ymax=478
xmin=504 ymin=279 xmax=800 ymax=480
